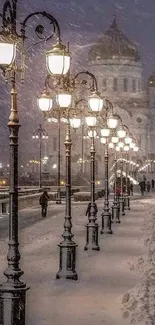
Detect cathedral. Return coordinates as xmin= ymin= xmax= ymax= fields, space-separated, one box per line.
xmin=45 ymin=17 xmax=155 ymax=180
xmin=88 ymin=16 xmax=155 ymax=160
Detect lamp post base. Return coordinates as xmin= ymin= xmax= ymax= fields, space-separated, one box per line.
xmin=124 ymin=194 xmax=130 ymax=210
xmin=56 ymin=241 xmax=78 ymax=280
xmin=0 ymin=283 xmax=29 ymax=325
xmin=56 ymin=199 xmax=62 ymax=204
xmin=56 ymin=190 xmax=62 ymax=204
xmin=100 ymin=211 xmax=113 ymax=234
xmin=111 ymin=204 xmax=120 ymax=223
xmin=119 ymin=196 xmax=125 ymax=216
xmin=84 ymin=223 xmax=100 ymax=251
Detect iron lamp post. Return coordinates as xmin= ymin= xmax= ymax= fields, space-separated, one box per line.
xmin=110 ymin=135 xmax=120 ymax=223
xmin=98 ymin=99 xmax=118 ymax=233
xmin=84 ymin=117 xmax=100 ymax=251
xmin=83 ymin=80 xmax=103 ymax=251
xmin=123 ymin=146 xmax=130 ymax=210
xmin=100 ymin=129 xmax=113 ymax=234
xmin=38 ymin=86 xmax=66 ymax=204
xmin=55 ymin=91 xmax=79 ymax=280
xmin=100 ymin=114 xmax=118 ymax=234
xmin=119 ymin=154 xmax=125 ymax=217
xmin=0 ymin=0 xmax=70 ymax=324
xmin=56 ymin=110 xmax=62 ymax=204
xmin=116 ymin=125 xmax=127 ymax=218
xmin=32 ymin=124 xmax=48 ymax=188
xmin=38 ymin=69 xmax=103 ymax=271
xmin=111 ymin=151 xmax=121 ymax=223
xmin=46 ymin=111 xmax=63 ymax=205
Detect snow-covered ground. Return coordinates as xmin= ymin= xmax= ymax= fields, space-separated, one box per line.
xmin=122 ymin=198 xmax=155 ymax=324
xmin=0 ymin=197 xmax=154 ymax=325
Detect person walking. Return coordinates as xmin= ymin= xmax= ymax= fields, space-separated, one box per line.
xmin=139 ymin=181 xmax=145 ymax=196
xmin=143 ymin=175 xmax=146 ymax=191
xmin=85 ymin=202 xmax=98 ymax=218
xmin=151 ymin=179 xmax=154 ymax=189
xmin=130 ymin=182 xmax=133 ymax=196
xmin=147 ymin=181 xmax=151 ymax=193
xmin=39 ymin=190 xmax=50 ymax=218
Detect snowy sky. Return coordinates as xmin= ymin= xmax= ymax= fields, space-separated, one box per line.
xmin=0 ymin=0 xmax=155 ymax=164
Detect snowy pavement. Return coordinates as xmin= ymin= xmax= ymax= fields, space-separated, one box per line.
xmin=0 ymin=196 xmax=154 ymax=325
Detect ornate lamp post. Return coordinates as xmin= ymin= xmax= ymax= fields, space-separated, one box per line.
xmin=56 ymin=110 xmax=61 ymax=204
xmin=32 ymin=124 xmax=48 ymax=188
xmin=38 ymin=69 xmax=103 ymax=256
xmin=83 ymin=86 xmax=103 ymax=251
xmin=116 ymin=125 xmax=127 ymax=217
xmin=111 ymin=138 xmax=121 ymax=223
xmin=100 ymin=108 xmax=118 ymax=234
xmin=38 ymin=76 xmax=67 ymax=204
xmin=82 ymin=80 xmax=103 ymax=250
xmin=46 ymin=110 xmax=63 ymax=204
xmin=0 ymin=1 xmax=70 ymax=323
xmin=123 ymin=145 xmax=130 ymax=210
xmin=71 ymin=99 xmax=87 ymax=175
xmin=54 ymin=88 xmax=80 ymax=280
xmin=84 ymin=117 xmax=100 ymax=251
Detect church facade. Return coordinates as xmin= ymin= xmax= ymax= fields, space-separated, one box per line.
xmin=88 ymin=17 xmax=155 ymax=161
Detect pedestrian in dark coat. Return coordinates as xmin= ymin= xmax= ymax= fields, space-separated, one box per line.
xmin=130 ymin=183 xmax=133 ymax=196
xmin=139 ymin=181 xmax=145 ymax=196
xmin=151 ymin=179 xmax=154 ymax=189
xmin=39 ymin=191 xmax=50 ymax=218
xmin=85 ymin=202 xmax=98 ymax=218
xmin=147 ymin=181 xmax=151 ymax=192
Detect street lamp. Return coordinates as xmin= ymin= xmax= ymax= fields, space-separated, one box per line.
xmin=123 ymin=144 xmax=130 ymax=210
xmin=44 ymin=109 xmax=64 ymax=205
xmin=55 ymin=90 xmax=80 ymax=280
xmin=0 ymin=1 xmax=68 ymax=323
xmin=133 ymin=146 xmax=139 ymax=152
xmin=46 ymin=41 xmax=71 ymax=76
xmin=38 ymin=82 xmax=72 ymax=206
xmin=100 ymin=130 xmax=114 ymax=234
xmin=117 ymin=126 xmax=126 ymax=139
xmin=99 ymin=101 xmax=118 ymax=234
xmin=111 ymin=136 xmax=120 ymax=223
xmin=32 ymin=124 xmax=48 ymax=188
xmin=84 ymin=115 xmax=100 ymax=251
xmin=39 ymin=69 xmax=103 ymax=256
xmin=119 ymin=150 xmax=126 ymax=217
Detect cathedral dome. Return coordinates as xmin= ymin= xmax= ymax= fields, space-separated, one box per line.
xmin=88 ymin=17 xmax=140 ymax=62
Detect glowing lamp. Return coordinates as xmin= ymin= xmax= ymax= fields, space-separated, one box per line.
xmin=0 ymin=33 xmax=16 ymax=67
xmin=85 ymin=116 xmax=96 ymax=127
xmin=101 ymin=127 xmax=110 ymax=138
xmin=118 ymin=141 xmax=124 ymax=148
xmin=124 ymin=145 xmax=130 ymax=152
xmin=107 ymin=115 xmax=118 ymax=129
xmin=38 ymin=89 xmax=52 ymax=112
xmin=130 ymin=142 xmax=136 ymax=149
xmin=111 ymin=136 xmax=119 ymax=144
xmin=100 ymin=137 xmax=106 ymax=144
xmin=116 ymin=146 xmax=120 ymax=152
xmin=117 ymin=128 xmax=126 ymax=138
xmin=88 ymin=92 xmax=103 ymax=112
xmin=109 ymin=142 xmax=114 ymax=149
xmin=46 ymin=41 xmax=70 ymax=75
xmin=70 ymin=118 xmax=81 ymax=129
xmin=125 ymin=136 xmax=132 ymax=144
xmin=57 ymin=92 xmax=72 ymax=108
xmin=133 ymin=146 xmax=139 ymax=152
